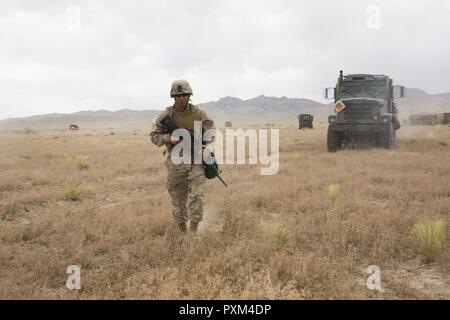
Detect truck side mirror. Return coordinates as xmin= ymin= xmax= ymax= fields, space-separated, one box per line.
xmin=393 ymin=85 xmax=405 ymax=98
xmin=325 ymin=88 xmax=335 ymax=99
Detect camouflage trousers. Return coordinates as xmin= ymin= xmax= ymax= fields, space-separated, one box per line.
xmin=164 ymin=158 xmax=206 ymax=225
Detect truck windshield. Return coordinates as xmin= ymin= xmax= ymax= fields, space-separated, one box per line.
xmin=340 ymin=85 xmax=360 ymax=97
xmin=364 ymin=84 xmax=386 ymax=98
xmin=340 ymin=83 xmax=386 ymax=98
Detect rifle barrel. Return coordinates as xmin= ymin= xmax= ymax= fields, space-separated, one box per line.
xmin=217 ymin=174 xmax=228 ymax=187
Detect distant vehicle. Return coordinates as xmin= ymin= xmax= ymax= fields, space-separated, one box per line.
xmin=325 ymin=70 xmax=404 ymax=152
xmin=69 ymin=124 xmax=79 ymax=130
xmin=298 ymin=114 xmax=314 ymax=129
xmin=440 ymin=112 xmax=450 ymax=125
xmin=409 ymin=113 xmax=441 ymax=126
xmin=409 ymin=112 xmax=450 ymax=125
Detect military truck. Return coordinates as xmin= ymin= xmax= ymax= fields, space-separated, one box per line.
xmin=409 ymin=113 xmax=441 ymax=126
xmin=325 ymin=71 xmax=404 ymax=152
xmin=298 ymin=114 xmax=314 ymax=129
xmin=440 ymin=112 xmax=450 ymax=125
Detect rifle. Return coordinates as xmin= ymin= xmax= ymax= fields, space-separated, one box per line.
xmin=160 ymin=114 xmax=227 ymax=187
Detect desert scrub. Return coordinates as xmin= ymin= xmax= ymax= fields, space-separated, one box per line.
xmin=261 ymin=222 xmax=291 ymax=250
xmin=65 ymin=154 xmax=89 ymax=170
xmin=412 ymin=219 xmax=445 ymax=263
xmin=75 ymin=155 xmax=89 ymax=170
xmin=64 ymin=183 xmax=95 ymax=201
xmin=222 ymin=208 xmax=239 ymax=234
xmin=327 ymin=184 xmax=340 ymax=202
xmin=289 ymin=153 xmax=301 ymax=161
xmin=2 ymin=202 xmax=19 ymax=220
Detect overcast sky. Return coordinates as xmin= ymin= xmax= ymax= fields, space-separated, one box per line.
xmin=1 ymin=0 xmax=449 ymax=119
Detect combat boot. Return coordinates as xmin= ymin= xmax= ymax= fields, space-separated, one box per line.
xmin=189 ymin=221 xmax=199 ymax=233
xmin=177 ymin=223 xmax=187 ymax=234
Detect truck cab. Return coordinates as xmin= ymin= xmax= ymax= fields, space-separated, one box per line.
xmin=325 ymin=71 xmax=404 ymax=151
xmin=298 ymin=113 xmax=314 ymax=129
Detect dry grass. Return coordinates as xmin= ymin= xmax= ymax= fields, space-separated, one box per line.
xmin=0 ymin=124 xmax=449 ymax=299
xmin=327 ymin=184 xmax=340 ymax=202
xmin=64 ymin=155 xmax=90 ymax=170
xmin=412 ymin=219 xmax=445 ymax=263
xmin=64 ymin=183 xmax=95 ymax=201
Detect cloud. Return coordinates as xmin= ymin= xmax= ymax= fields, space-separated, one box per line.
xmin=0 ymin=0 xmax=449 ymax=119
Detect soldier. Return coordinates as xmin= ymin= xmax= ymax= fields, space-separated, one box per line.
xmin=150 ymin=80 xmax=214 ymax=234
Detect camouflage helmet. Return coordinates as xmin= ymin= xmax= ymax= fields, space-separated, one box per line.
xmin=170 ymin=80 xmax=193 ymax=97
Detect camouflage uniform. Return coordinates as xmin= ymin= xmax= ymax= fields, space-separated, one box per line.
xmin=150 ymin=102 xmax=214 ymax=230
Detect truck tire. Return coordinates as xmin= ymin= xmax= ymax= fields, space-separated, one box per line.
xmin=392 ymin=116 xmax=401 ymax=130
xmin=327 ymin=125 xmax=341 ymax=152
xmin=379 ymin=123 xmax=394 ymax=149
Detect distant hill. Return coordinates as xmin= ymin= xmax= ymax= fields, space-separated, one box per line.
xmin=201 ymin=95 xmax=322 ymax=111
xmin=1 ymin=89 xmax=450 ymax=129
xmin=0 ymin=96 xmax=329 ymax=129
xmin=397 ymin=89 xmax=450 ymax=118
xmin=199 ymin=95 xmax=329 ymax=125
xmin=0 ymin=109 xmax=161 ymax=129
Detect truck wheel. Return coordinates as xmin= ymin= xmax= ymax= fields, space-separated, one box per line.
xmin=392 ymin=116 xmax=401 ymax=130
xmin=327 ymin=125 xmax=341 ymax=152
xmin=379 ymin=123 xmax=394 ymax=149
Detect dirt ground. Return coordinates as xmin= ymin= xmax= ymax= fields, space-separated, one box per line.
xmin=0 ymin=122 xmax=448 ymax=299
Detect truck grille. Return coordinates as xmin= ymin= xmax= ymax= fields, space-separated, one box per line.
xmin=343 ymin=101 xmax=377 ymax=121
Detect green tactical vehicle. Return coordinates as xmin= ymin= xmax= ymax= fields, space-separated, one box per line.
xmin=298 ymin=114 xmax=314 ymax=129
xmin=409 ymin=113 xmax=441 ymax=126
xmin=442 ymin=112 xmax=450 ymax=125
xmin=325 ymin=70 xmax=405 ymax=152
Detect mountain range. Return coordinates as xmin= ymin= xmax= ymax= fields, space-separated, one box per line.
xmin=1 ymin=88 xmax=449 ymax=129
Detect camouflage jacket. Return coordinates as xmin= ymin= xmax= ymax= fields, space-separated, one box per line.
xmin=150 ymin=103 xmax=214 ymax=157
